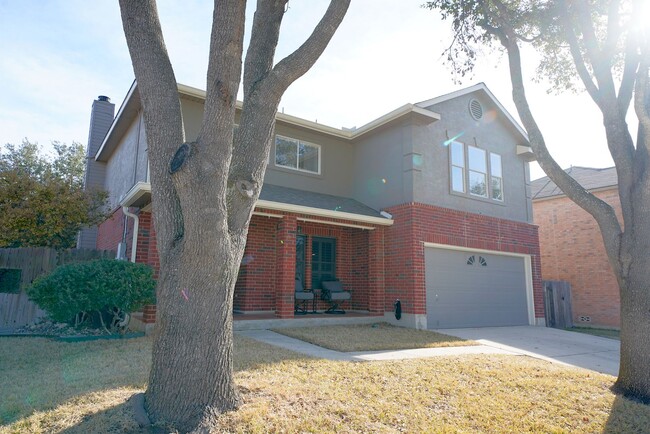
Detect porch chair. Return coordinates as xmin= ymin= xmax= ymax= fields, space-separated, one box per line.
xmin=294 ymin=279 xmax=314 ymax=315
xmin=321 ymin=280 xmax=352 ymax=314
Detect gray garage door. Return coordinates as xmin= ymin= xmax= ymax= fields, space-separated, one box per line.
xmin=425 ymin=247 xmax=529 ymax=328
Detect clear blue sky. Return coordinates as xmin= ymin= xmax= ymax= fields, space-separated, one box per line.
xmin=0 ymin=0 xmax=619 ymax=180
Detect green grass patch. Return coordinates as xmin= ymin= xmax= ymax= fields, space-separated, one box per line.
xmin=567 ymin=326 xmax=620 ymax=340
xmin=272 ymin=322 xmax=476 ymax=352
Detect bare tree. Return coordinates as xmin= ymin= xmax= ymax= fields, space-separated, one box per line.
xmin=426 ymin=0 xmax=650 ymax=402
xmin=118 ymin=0 xmax=350 ymax=430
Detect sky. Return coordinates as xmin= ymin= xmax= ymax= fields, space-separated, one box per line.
xmin=0 ymin=0 xmax=625 ymax=180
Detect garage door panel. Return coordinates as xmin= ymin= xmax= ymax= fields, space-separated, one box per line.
xmin=425 ymin=247 xmax=529 ymax=329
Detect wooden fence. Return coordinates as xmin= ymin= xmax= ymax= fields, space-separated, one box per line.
xmin=0 ymin=248 xmax=114 ymax=330
xmin=543 ymin=280 xmax=573 ymax=329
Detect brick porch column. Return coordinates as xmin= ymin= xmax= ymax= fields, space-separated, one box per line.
xmin=368 ymin=226 xmax=385 ymax=314
xmin=275 ymin=215 xmax=297 ymax=318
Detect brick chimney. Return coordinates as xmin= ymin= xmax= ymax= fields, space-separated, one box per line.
xmin=77 ymin=95 xmax=115 ymax=249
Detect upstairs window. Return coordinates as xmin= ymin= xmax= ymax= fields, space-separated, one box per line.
xmin=468 ymin=145 xmax=487 ymax=198
xmin=450 ymin=141 xmax=465 ymax=193
xmin=449 ymin=141 xmax=504 ymax=202
xmin=490 ymin=153 xmax=503 ymax=201
xmin=275 ymin=135 xmax=320 ymax=174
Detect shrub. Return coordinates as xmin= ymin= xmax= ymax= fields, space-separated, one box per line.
xmin=27 ymin=259 xmax=156 ymax=329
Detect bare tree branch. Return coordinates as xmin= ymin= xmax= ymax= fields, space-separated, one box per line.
xmin=487 ymin=0 xmax=623 ymax=273
xmin=243 ymin=0 xmax=287 ymax=98
xmin=635 ymin=63 xmax=650 ymax=152
xmin=118 ymin=0 xmax=185 ymax=256
xmin=271 ymin=0 xmax=350 ymax=92
xmin=200 ymin=0 xmax=246 ymax=151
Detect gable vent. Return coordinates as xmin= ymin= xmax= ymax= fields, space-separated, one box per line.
xmin=469 ymin=99 xmax=483 ymax=120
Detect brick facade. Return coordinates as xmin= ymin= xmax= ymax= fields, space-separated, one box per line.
xmin=234 ymin=211 xmax=379 ymax=315
xmin=97 ymin=207 xmax=159 ymax=323
xmin=96 ymin=203 xmax=543 ymax=325
xmin=533 ymin=188 xmax=621 ymax=327
xmin=385 ymin=203 xmax=544 ymax=320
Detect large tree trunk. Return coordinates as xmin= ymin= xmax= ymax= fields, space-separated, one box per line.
xmin=146 ymin=243 xmax=244 ymax=428
xmin=117 ymin=0 xmax=350 ymax=430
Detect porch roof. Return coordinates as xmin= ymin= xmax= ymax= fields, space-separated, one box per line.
xmin=258 ymin=184 xmax=393 ymax=226
xmin=120 ymin=181 xmax=392 ymax=226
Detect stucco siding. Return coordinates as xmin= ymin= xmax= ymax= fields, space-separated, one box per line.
xmin=264 ymin=122 xmax=355 ymax=198
xmin=104 ymin=113 xmax=146 ymax=209
xmin=352 ymin=123 xmax=414 ymax=211
xmin=417 ymin=92 xmax=531 ymax=223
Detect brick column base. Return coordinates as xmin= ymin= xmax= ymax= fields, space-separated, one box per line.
xmin=275 ymin=216 xmax=297 ymax=318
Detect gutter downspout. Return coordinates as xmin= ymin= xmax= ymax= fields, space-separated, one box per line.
xmin=122 ymin=207 xmax=139 ymax=263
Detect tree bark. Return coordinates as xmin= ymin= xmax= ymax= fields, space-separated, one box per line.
xmin=118 ymin=0 xmax=350 ymax=430
xmin=481 ymin=0 xmax=650 ymax=402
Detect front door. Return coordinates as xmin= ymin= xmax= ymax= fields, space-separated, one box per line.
xmin=311 ymin=237 xmax=336 ymax=289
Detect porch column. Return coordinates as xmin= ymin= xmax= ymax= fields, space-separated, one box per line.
xmin=275 ymin=215 xmax=297 ymax=318
xmin=368 ymin=226 xmax=385 ymax=314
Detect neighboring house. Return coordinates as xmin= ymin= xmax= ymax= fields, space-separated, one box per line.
xmin=531 ymin=166 xmax=621 ymax=328
xmin=79 ymin=81 xmax=544 ymax=330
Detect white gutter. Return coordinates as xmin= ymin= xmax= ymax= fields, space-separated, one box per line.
xmin=122 ymin=207 xmax=139 ymax=263
xmin=256 ymin=199 xmax=393 ymax=226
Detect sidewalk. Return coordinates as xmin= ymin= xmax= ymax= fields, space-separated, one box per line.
xmin=236 ymin=329 xmax=518 ymax=363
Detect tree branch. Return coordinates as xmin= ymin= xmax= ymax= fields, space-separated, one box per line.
xmin=243 ymin=0 xmax=287 ymax=98
xmin=270 ymin=0 xmax=350 ymax=93
xmin=559 ymin=9 xmax=603 ymax=108
xmin=200 ymin=0 xmax=246 ymax=152
xmin=118 ymin=0 xmax=185 ymax=258
xmin=487 ymin=0 xmax=623 ymax=272
xmin=635 ymin=63 xmax=650 ymax=152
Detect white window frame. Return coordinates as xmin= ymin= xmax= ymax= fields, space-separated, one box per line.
xmin=274 ymin=135 xmax=321 ymax=175
xmin=449 ymin=141 xmax=504 ymax=202
xmin=490 ymin=152 xmax=504 ymax=201
xmin=467 ymin=145 xmax=488 ymax=198
xmin=450 ymin=141 xmax=465 ymax=193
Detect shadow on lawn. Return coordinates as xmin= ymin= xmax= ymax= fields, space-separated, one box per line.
xmin=0 ymin=336 xmax=152 ymax=426
xmin=1 ymin=335 xmax=308 ymax=429
xmin=603 ymin=395 xmax=650 ymax=433
xmin=58 ymin=393 xmax=166 ymax=434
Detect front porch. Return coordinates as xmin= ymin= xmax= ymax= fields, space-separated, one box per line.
xmin=234 ymin=206 xmax=390 ymax=319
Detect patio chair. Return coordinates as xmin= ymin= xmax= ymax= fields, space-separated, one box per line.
xmin=321 ymin=280 xmax=351 ymax=314
xmin=294 ymin=279 xmax=314 ymax=315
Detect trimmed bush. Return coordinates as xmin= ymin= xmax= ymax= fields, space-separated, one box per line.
xmin=27 ymin=259 xmax=156 ymax=327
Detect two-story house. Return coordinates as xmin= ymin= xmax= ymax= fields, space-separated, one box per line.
xmin=79 ymin=81 xmax=544 ymax=330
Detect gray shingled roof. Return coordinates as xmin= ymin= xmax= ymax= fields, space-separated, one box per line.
xmin=259 ymin=184 xmax=386 ymax=219
xmin=531 ymin=166 xmax=618 ymax=199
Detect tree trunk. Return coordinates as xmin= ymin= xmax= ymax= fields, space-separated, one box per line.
xmin=616 ymin=260 xmax=650 ymax=403
xmin=145 ymin=233 xmax=246 ymax=430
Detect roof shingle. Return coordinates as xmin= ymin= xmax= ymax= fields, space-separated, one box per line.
xmin=531 ymin=166 xmax=617 ymax=199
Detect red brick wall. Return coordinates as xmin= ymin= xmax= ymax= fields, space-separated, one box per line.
xmin=533 ymin=189 xmax=621 ymax=327
xmin=97 ymin=207 xmax=129 ymax=252
xmin=234 ymin=213 xmax=375 ymax=314
xmin=97 ymin=207 xmax=159 ymax=323
xmin=385 ymin=203 xmax=544 ymax=320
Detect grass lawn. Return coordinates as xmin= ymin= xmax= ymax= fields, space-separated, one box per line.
xmin=271 ymin=322 xmax=475 ymax=352
xmin=567 ymin=326 xmax=620 ymax=340
xmin=2 ymin=334 xmax=650 ymax=433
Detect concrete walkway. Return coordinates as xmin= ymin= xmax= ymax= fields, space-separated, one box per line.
xmin=439 ymin=326 xmax=620 ymax=376
xmin=238 ymin=326 xmax=620 ymax=376
xmin=238 ymin=330 xmax=530 ymax=362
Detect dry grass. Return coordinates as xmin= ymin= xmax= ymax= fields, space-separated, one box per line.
xmin=3 ymin=333 xmax=650 ymax=433
xmin=0 ymin=335 xmax=305 ymax=433
xmin=272 ymin=322 xmax=476 ymax=352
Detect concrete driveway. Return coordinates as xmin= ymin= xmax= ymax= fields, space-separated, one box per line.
xmin=438 ymin=326 xmax=620 ymax=376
